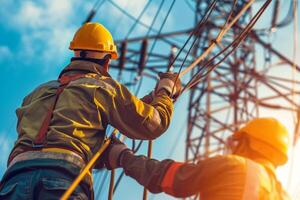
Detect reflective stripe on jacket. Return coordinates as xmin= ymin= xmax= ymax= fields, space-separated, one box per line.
xmin=9 ymin=60 xmax=173 ymax=163
xmin=120 ymin=152 xmax=291 ymax=200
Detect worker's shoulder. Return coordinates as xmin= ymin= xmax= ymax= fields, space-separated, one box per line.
xmin=91 ymin=74 xmax=128 ymax=92
xmin=22 ymin=80 xmax=59 ymax=102
xmin=32 ymin=80 xmax=59 ymax=92
xmin=204 ymin=154 xmax=248 ymax=168
xmin=79 ymin=73 xmax=126 ymax=94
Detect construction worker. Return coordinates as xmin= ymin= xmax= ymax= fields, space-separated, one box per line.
xmin=103 ymin=117 xmax=291 ymax=200
xmin=0 ymin=22 xmax=181 ymax=199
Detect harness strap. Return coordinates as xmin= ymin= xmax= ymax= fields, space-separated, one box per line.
xmin=33 ymin=73 xmax=86 ymax=146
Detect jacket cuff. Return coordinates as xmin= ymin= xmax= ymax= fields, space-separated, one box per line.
xmin=161 ymin=162 xmax=184 ymax=195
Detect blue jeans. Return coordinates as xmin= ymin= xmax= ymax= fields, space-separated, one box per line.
xmin=0 ymin=159 xmax=91 ymax=200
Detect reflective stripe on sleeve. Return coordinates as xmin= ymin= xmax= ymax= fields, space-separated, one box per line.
xmin=161 ymin=162 xmax=184 ymax=195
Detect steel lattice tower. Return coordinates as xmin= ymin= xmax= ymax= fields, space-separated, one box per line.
xmin=111 ymin=0 xmax=299 ymax=158
xmin=186 ymin=1 xmax=259 ymax=162
xmin=109 ymin=1 xmax=299 ymax=198
xmin=185 ymin=0 xmax=300 ymax=163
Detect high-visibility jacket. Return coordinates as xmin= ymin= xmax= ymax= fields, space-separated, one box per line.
xmin=120 ymin=152 xmax=291 ymax=200
xmin=8 ymin=60 xmax=173 ymax=164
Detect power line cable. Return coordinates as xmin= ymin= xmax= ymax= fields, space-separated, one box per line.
xmin=183 ymin=0 xmax=271 ymax=92
xmin=133 ymin=0 xmax=166 ymax=96
xmin=107 ymin=0 xmax=158 ymax=33
xmin=287 ymin=0 xmax=298 ymax=190
xmin=112 ymin=1 xmax=177 ymax=196
xmin=170 ymin=0 xmax=220 ymax=96
xmin=125 ymin=0 xmax=153 ymax=39
xmin=84 ymin=0 xmax=107 ymax=23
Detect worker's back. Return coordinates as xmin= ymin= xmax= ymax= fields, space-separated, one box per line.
xmin=9 ymin=61 xmax=110 ymax=163
xmin=9 ymin=60 xmax=174 ymax=164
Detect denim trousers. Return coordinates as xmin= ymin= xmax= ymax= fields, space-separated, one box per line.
xmin=0 ymin=159 xmax=92 ymax=200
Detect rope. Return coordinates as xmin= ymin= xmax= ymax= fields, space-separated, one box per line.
xmin=179 ymin=0 xmax=256 ymax=78
xmin=143 ymin=140 xmax=153 ymax=200
xmin=61 ymin=129 xmax=117 ymax=200
xmin=180 ymin=0 xmax=271 ymax=94
xmin=64 ymin=1 xmax=272 ymax=199
xmin=110 ymin=1 xmax=175 ymax=197
xmin=170 ymin=0 xmax=228 ymax=97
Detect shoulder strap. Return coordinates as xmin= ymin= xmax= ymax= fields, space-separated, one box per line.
xmin=33 ymin=73 xmax=86 ymax=146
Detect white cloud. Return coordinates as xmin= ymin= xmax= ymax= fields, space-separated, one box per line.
xmin=15 ymin=1 xmax=43 ymax=28
xmin=13 ymin=0 xmax=75 ymax=30
xmin=1 ymin=0 xmax=88 ymax=71
xmin=101 ymin=0 xmax=173 ymax=37
xmin=0 ymin=131 xmax=15 ymax=171
xmin=0 ymin=46 xmax=12 ymax=62
xmin=0 ymin=0 xmax=175 ymax=71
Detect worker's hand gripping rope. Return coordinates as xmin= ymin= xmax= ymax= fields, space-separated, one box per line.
xmin=101 ymin=134 xmax=130 ymax=169
xmin=155 ymin=72 xmax=182 ymax=100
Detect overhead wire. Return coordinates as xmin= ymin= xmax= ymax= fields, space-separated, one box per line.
xmin=273 ymin=0 xmax=295 ymax=28
xmin=119 ymin=0 xmax=168 ymax=155
xmin=180 ymin=0 xmax=272 ymax=94
xmin=82 ymin=0 xmax=272 ymax=199
xmin=93 ymin=0 xmax=270 ymax=195
xmin=170 ymin=0 xmax=231 ymax=97
xmin=291 ymin=0 xmax=299 ymax=145
xmin=132 ymin=0 xmax=166 ymax=96
xmin=113 ymin=1 xmax=234 ymax=194
xmin=107 ymin=0 xmax=157 ymax=34
xmin=108 ymin=0 xmax=184 ymax=45
xmin=178 ymin=0 xmax=256 ymax=79
xmin=84 ymin=0 xmax=107 ymax=23
xmin=125 ymin=0 xmax=153 ymax=39
xmin=254 ymin=0 xmax=294 ymax=33
xmin=184 ymin=0 xmax=195 ymax=12
xmin=110 ymin=1 xmax=177 ymax=198
xmin=140 ymin=2 xmax=176 ymax=199
xmin=287 ymin=0 xmax=298 ymax=191
xmin=89 ymin=1 xmax=161 ymax=197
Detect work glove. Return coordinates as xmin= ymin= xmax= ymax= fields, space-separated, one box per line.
xmin=155 ymin=72 xmax=182 ymax=99
xmin=101 ymin=135 xmax=131 ymax=170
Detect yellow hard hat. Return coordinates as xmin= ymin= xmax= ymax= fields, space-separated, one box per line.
xmin=69 ymin=23 xmax=118 ymax=59
xmin=233 ymin=117 xmax=290 ymax=166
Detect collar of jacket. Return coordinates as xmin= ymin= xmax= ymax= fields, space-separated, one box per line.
xmin=59 ymin=60 xmax=111 ymax=78
xmin=252 ymin=157 xmax=276 ymax=177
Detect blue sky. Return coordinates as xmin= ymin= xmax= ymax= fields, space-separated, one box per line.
xmin=0 ymin=0 xmax=300 ymax=200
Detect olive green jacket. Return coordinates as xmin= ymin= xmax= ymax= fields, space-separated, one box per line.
xmin=9 ymin=60 xmax=173 ymax=163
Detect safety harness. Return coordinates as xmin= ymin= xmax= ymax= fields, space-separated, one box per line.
xmin=33 ymin=73 xmax=86 ymax=146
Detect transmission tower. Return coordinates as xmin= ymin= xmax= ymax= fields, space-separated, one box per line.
xmin=92 ymin=0 xmax=299 ymax=198
xmin=185 ymin=0 xmax=300 ymax=165
xmin=110 ymin=0 xmax=299 ymax=160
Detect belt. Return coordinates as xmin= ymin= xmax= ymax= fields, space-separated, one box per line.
xmin=8 ymin=148 xmax=86 ymax=171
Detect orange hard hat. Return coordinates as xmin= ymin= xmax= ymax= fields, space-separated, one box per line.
xmin=69 ymin=23 xmax=118 ymax=59
xmin=232 ymin=117 xmax=290 ymax=166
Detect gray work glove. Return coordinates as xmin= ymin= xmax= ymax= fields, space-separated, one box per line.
xmin=102 ymin=135 xmax=131 ymax=170
xmin=155 ymin=72 xmax=182 ymax=99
